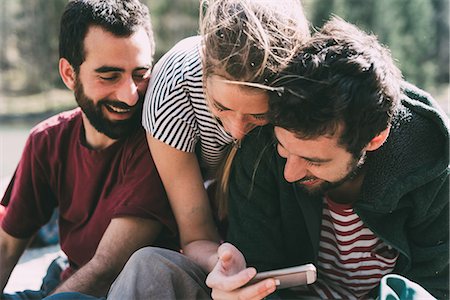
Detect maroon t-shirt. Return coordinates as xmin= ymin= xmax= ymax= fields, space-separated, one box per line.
xmin=1 ymin=108 xmax=178 ymax=278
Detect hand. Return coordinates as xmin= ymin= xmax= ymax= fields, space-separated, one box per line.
xmin=206 ymin=243 xmax=277 ymax=300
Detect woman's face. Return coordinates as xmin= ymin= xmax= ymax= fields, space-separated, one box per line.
xmin=205 ymin=75 xmax=270 ymax=140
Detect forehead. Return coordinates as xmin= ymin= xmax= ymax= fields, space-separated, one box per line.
xmin=274 ymin=126 xmax=349 ymax=156
xmin=82 ymin=26 xmax=152 ymax=68
xmin=206 ymin=75 xmax=269 ymax=114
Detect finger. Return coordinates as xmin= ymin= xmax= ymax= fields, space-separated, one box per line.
xmin=218 ymin=250 xmax=233 ymax=269
xmin=240 ymin=278 xmax=278 ymax=300
xmin=207 ymin=266 xmax=257 ymax=291
xmin=217 ymin=243 xmax=235 ymax=266
xmin=217 ymin=243 xmax=246 ymax=271
xmin=211 ymin=278 xmax=277 ymax=300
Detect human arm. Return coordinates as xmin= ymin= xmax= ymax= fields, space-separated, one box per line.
xmin=206 ymin=127 xmax=288 ymax=299
xmin=0 ymin=227 xmax=30 ymax=293
xmin=51 ymin=216 xmax=162 ymax=297
xmin=0 ymin=131 xmax=57 ymax=293
xmin=147 ymin=135 xmax=221 ymax=272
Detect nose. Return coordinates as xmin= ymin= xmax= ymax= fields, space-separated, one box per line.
xmin=116 ymin=77 xmax=139 ymax=106
xmin=227 ymin=114 xmax=254 ymax=140
xmin=283 ymin=156 xmax=307 ymax=183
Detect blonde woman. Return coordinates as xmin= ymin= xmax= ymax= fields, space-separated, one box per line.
xmin=107 ymin=0 xmax=310 ymax=299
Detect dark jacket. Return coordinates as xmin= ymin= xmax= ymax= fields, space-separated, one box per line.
xmin=227 ymin=83 xmax=449 ymax=299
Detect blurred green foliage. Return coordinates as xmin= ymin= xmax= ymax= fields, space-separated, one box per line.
xmin=0 ymin=0 xmax=448 ymax=97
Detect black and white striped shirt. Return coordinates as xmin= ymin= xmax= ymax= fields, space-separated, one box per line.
xmin=142 ymin=36 xmax=234 ymax=175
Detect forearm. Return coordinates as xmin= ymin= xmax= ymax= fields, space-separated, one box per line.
xmin=52 ymin=217 xmax=163 ymax=297
xmin=0 ymin=231 xmax=29 ymax=293
xmin=0 ymin=257 xmax=16 ymax=293
xmin=51 ymin=257 xmax=117 ymax=297
xmin=184 ymin=240 xmax=220 ymax=273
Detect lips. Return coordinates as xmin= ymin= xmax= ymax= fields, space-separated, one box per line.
xmin=298 ymin=178 xmax=320 ymax=186
xmin=105 ymin=103 xmax=132 ymax=114
xmin=103 ymin=103 xmax=135 ymax=121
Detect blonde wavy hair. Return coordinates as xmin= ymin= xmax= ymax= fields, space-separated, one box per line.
xmin=200 ymin=0 xmax=310 ymax=82
xmin=199 ymin=0 xmax=310 ymax=221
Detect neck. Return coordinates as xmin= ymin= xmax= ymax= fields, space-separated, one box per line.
xmin=81 ymin=114 xmax=116 ymax=150
xmin=326 ymin=171 xmax=365 ymax=205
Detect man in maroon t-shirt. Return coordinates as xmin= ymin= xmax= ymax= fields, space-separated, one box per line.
xmin=0 ymin=0 xmax=177 ymax=299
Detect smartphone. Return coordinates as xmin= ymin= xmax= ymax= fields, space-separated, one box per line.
xmin=247 ymin=263 xmax=317 ymax=289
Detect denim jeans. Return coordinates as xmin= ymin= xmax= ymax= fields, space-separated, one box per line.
xmin=43 ymin=293 xmax=104 ymax=300
xmin=2 ymin=257 xmax=64 ymax=300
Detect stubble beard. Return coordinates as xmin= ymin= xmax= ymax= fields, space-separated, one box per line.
xmin=296 ymin=152 xmax=367 ymax=197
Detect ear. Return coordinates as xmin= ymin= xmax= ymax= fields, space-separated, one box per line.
xmin=59 ymin=58 xmax=76 ymax=91
xmin=365 ymin=126 xmax=390 ymax=152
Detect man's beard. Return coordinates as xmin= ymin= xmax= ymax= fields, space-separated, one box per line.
xmin=295 ymin=152 xmax=366 ymax=197
xmin=74 ymin=79 xmax=143 ymax=140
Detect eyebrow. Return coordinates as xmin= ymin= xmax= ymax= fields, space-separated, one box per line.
xmin=276 ymin=140 xmax=332 ymax=163
xmin=95 ymin=66 xmax=125 ymax=73
xmin=94 ymin=65 xmax=151 ymax=73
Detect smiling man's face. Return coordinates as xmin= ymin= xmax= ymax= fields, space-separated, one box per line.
xmin=74 ymin=26 xmax=152 ymax=139
xmin=274 ymin=126 xmax=365 ymax=196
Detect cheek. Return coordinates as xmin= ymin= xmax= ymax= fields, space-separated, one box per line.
xmin=84 ymin=81 xmax=110 ymax=100
xmin=136 ymin=79 xmax=149 ymax=94
xmin=314 ymin=165 xmax=345 ymax=181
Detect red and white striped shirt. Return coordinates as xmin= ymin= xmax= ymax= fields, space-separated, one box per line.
xmin=309 ymin=197 xmax=398 ymax=299
xmin=292 ymin=196 xmax=398 ymax=299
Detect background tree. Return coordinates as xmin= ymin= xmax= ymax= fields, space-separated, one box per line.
xmin=0 ymin=0 xmax=448 ymax=102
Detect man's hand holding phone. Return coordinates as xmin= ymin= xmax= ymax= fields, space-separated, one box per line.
xmin=206 ymin=243 xmax=278 ymax=300
xmin=206 ymin=243 xmax=317 ymax=299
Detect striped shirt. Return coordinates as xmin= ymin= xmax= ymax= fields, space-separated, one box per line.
xmin=142 ymin=36 xmax=234 ymax=175
xmin=309 ymin=197 xmax=398 ymax=299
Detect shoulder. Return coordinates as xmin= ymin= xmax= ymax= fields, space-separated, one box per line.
xmin=28 ymin=108 xmax=81 ymax=146
xmin=397 ymin=82 xmax=448 ymax=160
xmin=362 ymin=83 xmax=449 ymax=206
xmin=163 ymin=36 xmax=202 ymax=63
xmin=147 ymin=36 xmax=203 ymax=109
xmin=152 ymin=36 xmax=202 ymax=83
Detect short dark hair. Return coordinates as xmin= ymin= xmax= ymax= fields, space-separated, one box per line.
xmin=59 ymin=0 xmax=154 ymax=73
xmin=269 ymin=17 xmax=402 ymax=155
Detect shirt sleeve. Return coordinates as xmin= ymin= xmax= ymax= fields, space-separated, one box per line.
xmin=110 ymin=132 xmax=177 ymax=235
xmin=1 ymin=133 xmax=56 ymax=238
xmin=142 ymin=37 xmax=201 ymax=153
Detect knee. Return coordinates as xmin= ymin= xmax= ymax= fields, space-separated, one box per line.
xmin=126 ymin=247 xmax=181 ymax=270
xmin=129 ymin=247 xmax=174 ymax=262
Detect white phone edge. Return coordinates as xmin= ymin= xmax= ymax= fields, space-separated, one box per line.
xmin=250 ymin=263 xmax=317 ymax=286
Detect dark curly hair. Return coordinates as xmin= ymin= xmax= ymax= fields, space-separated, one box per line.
xmin=269 ymin=17 xmax=402 ymax=156
xmin=59 ymin=0 xmax=154 ymax=73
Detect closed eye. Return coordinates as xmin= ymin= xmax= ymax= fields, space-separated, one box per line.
xmin=98 ymin=70 xmax=121 ymax=81
xmin=133 ymin=69 xmax=151 ymax=82
xmin=99 ymin=74 xmax=119 ymax=81
xmin=251 ymin=113 xmax=268 ymax=121
xmin=305 ymin=160 xmax=322 ymax=167
xmin=212 ymin=101 xmax=228 ymax=112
